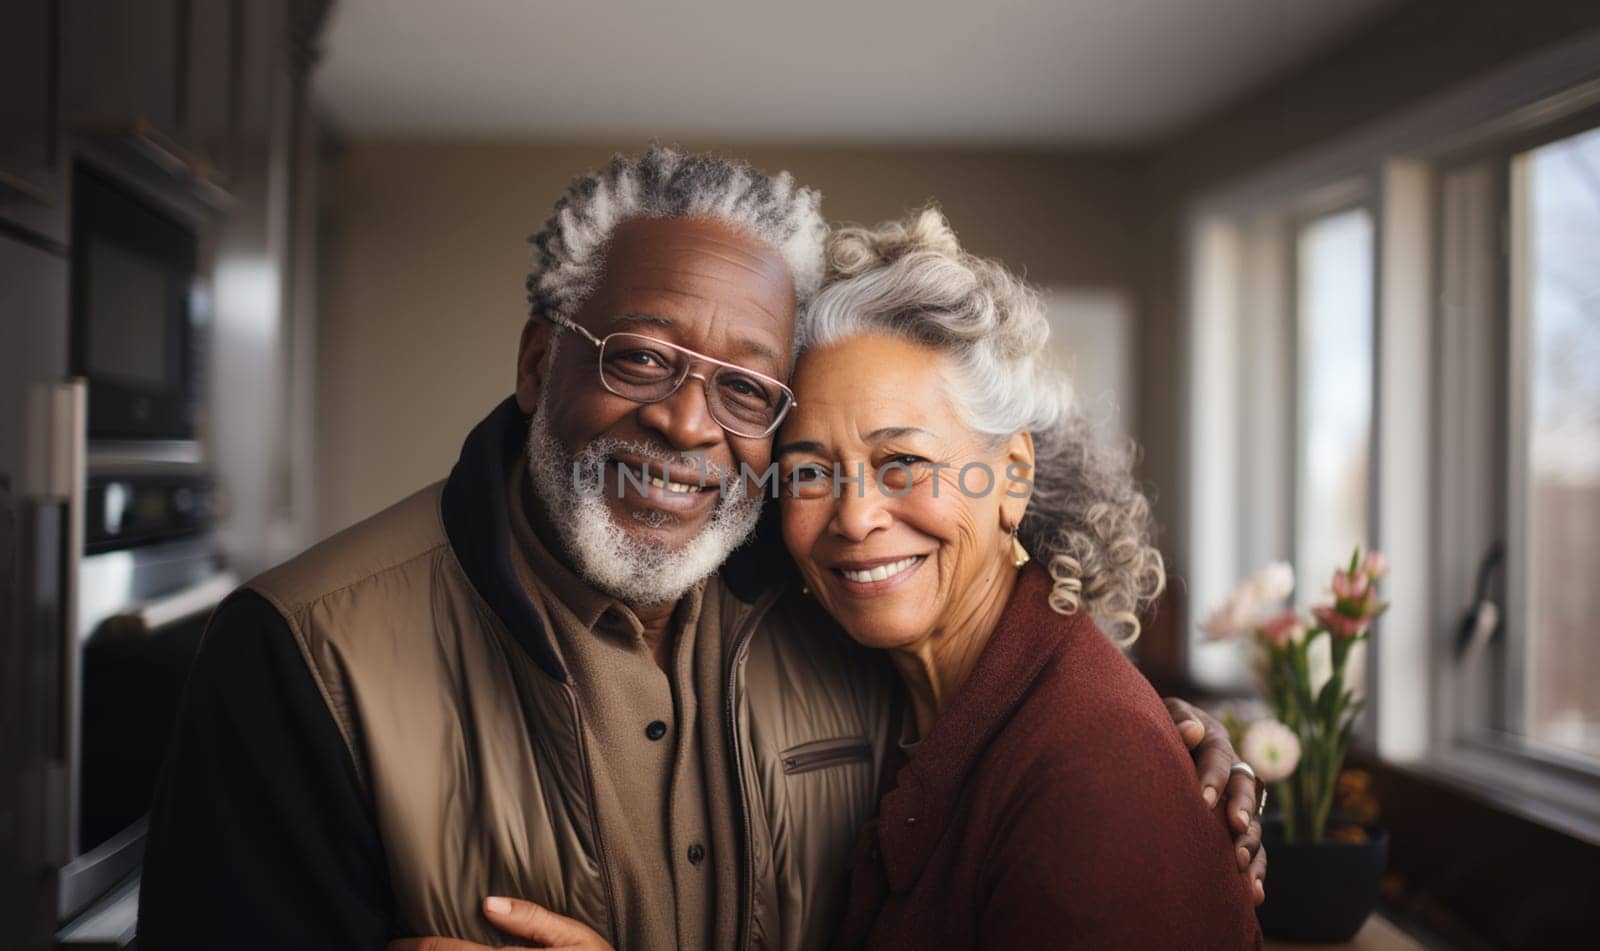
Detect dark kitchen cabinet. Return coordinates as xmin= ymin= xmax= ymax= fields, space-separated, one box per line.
xmin=5 ymin=0 xmax=307 ymax=224
xmin=234 ymin=0 xmax=288 ymax=155
xmin=60 ymin=0 xmax=183 ymax=138
xmin=0 ymin=0 xmax=66 ymax=243
xmin=60 ymin=0 xmax=245 ymax=190
xmin=184 ymin=0 xmax=239 ymax=184
xmin=0 ymin=1 xmax=330 ymax=944
xmin=0 ymin=233 xmax=71 ymax=951
xmin=0 ymin=0 xmax=55 ymax=174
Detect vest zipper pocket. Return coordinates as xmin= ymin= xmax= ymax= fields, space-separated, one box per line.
xmin=780 ymin=737 xmax=873 ymax=775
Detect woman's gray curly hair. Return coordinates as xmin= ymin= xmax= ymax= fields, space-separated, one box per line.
xmin=526 ymin=144 xmax=827 ymax=345
xmin=804 ymin=206 xmax=1166 ymax=645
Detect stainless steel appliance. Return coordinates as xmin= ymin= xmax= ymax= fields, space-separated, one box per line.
xmin=2 ymin=225 xmax=75 ymax=951
xmin=56 ymin=507 xmax=233 ymax=947
xmin=13 ymin=161 xmax=230 ymax=948
xmin=69 ymin=164 xmax=202 ymax=441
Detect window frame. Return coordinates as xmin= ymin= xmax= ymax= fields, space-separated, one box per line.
xmin=1287 ymin=197 xmax=1380 ymax=617
xmin=1431 ymin=105 xmax=1600 ymax=787
xmin=1183 ymin=178 xmax=1378 ymax=694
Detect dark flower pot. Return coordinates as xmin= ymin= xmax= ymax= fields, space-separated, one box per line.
xmin=1255 ymin=819 xmax=1389 ymax=943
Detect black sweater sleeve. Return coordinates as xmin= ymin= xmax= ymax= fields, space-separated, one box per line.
xmin=136 ymin=591 xmax=394 ymax=950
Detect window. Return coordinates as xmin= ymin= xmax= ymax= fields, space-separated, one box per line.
xmin=1184 ymin=47 xmax=1600 ymax=838
xmin=1294 ymin=208 xmax=1375 ymax=608
xmin=1185 ymin=193 xmax=1376 ymax=689
xmin=1435 ymin=120 xmax=1600 ymax=766
xmin=1432 ymin=116 xmax=1600 ymax=824
xmin=1511 ymin=124 xmax=1600 ymax=766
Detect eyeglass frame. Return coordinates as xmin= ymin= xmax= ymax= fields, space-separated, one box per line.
xmin=542 ymin=313 xmax=799 ymax=439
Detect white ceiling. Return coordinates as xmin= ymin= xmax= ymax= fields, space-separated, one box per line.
xmin=316 ymin=0 xmax=1398 ymax=146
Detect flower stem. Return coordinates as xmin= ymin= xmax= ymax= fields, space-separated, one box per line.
xmin=1276 ymin=781 xmax=1296 ymax=843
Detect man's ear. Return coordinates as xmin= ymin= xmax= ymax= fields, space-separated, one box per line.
xmin=999 ymin=430 xmax=1036 ymax=531
xmin=515 ymin=317 xmax=552 ymax=414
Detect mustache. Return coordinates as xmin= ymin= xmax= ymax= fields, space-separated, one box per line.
xmin=582 ymin=437 xmax=733 ymax=484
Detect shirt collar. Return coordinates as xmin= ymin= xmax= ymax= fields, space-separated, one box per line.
xmin=506 ymin=461 xmax=634 ymax=633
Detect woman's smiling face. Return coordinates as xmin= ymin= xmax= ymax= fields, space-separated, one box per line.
xmin=776 ymin=332 xmax=1031 ymax=651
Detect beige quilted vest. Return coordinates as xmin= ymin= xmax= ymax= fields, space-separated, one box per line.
xmin=245 ymin=481 xmax=894 ymax=950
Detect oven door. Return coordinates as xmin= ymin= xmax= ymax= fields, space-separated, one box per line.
xmin=59 ymin=537 xmax=233 ymax=929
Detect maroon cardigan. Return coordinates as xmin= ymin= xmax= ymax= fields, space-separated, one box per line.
xmin=831 ymin=565 xmax=1262 ymax=950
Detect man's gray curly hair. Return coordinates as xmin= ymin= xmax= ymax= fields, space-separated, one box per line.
xmin=804 ymin=206 xmax=1166 ymax=645
xmin=526 ymin=145 xmax=827 ymax=344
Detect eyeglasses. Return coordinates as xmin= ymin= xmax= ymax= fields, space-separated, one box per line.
xmin=546 ymin=315 xmax=797 ymax=439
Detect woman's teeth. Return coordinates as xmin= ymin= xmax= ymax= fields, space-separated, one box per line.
xmin=646 ymin=473 xmax=703 ymax=494
xmin=840 ymin=556 xmax=921 ymax=584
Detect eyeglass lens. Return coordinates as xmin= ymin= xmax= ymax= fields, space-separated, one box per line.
xmin=597 ymin=333 xmax=790 ymax=435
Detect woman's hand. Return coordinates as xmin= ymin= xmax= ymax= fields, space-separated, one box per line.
xmin=388 ymin=897 xmax=614 ymax=951
xmin=1164 ymin=696 xmax=1268 ymax=904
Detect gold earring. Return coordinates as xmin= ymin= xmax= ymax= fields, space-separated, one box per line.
xmin=1010 ymin=527 xmax=1030 ymax=569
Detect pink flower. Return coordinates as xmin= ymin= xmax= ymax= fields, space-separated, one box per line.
xmin=1251 ymin=562 xmax=1296 ymax=604
xmin=1331 ymin=568 xmax=1370 ymax=601
xmin=1257 ymin=610 xmax=1305 ymax=648
xmin=1200 ymin=592 xmax=1259 ymax=641
xmin=1314 ymin=604 xmax=1369 ymax=639
xmin=1241 ymin=719 xmax=1302 ymax=784
xmin=1361 ymin=551 xmax=1389 ymax=580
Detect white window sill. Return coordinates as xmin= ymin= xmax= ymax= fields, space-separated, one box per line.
xmin=1395 ymin=744 xmax=1600 ymax=848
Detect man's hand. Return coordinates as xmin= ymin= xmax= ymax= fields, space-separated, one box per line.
xmin=1164 ymin=696 xmax=1268 ymax=905
xmin=388 ymin=897 xmax=614 ymax=951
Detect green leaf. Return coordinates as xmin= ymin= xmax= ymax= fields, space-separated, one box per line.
xmin=1317 ymin=677 xmax=1342 ymax=723
xmin=1289 ymin=648 xmax=1317 ymax=721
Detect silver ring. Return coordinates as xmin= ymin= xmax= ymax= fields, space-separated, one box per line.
xmin=1229 ymin=762 xmax=1268 ymax=816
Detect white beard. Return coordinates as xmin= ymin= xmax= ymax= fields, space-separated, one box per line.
xmin=524 ymin=392 xmax=763 ymax=607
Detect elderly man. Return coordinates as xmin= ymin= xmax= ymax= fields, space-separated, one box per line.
xmin=137 ymin=146 xmax=1264 ymax=951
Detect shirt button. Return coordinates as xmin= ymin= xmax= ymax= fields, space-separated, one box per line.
xmin=687 ymin=843 xmax=706 ymax=865
xmin=646 ymin=720 xmax=668 ymax=741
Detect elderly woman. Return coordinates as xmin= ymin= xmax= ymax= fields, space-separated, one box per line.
xmin=772 ymin=209 xmax=1262 ymax=949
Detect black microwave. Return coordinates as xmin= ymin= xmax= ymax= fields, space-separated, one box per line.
xmin=70 ymin=164 xmax=201 ymax=440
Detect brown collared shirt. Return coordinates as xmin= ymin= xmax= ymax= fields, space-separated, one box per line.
xmin=507 ymin=466 xmax=739 ymax=951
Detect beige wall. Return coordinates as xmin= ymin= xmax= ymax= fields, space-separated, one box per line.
xmin=314 ymin=141 xmax=1145 ymax=537
xmin=312 ymin=3 xmax=1600 ymax=547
